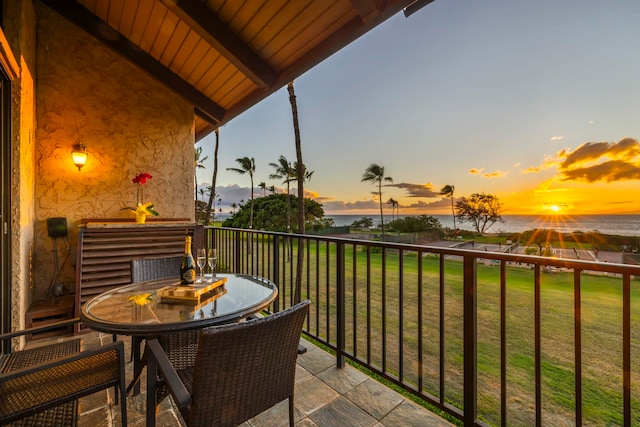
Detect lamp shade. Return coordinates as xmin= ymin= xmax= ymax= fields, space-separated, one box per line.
xmin=71 ymin=143 xmax=88 ymax=171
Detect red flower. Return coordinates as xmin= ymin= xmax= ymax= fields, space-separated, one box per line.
xmin=132 ymin=173 xmax=153 ymax=185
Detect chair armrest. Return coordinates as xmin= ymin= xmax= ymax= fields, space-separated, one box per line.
xmin=0 ymin=341 xmax=124 ymax=381
xmin=0 ymin=318 xmax=80 ymax=346
xmin=147 ymin=339 xmax=192 ymax=409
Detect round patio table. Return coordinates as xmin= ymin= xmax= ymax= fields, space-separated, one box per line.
xmin=80 ymin=273 xmax=278 ymax=335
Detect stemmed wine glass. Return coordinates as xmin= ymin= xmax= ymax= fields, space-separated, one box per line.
xmin=196 ymin=248 xmax=206 ymax=282
xmin=208 ymin=248 xmax=217 ymax=277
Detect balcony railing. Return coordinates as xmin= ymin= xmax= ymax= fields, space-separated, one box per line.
xmin=207 ymin=227 xmax=640 ymax=427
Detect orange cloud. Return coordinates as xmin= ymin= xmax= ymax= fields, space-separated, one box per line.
xmin=483 ymin=170 xmax=507 ymax=178
xmin=525 ymin=138 xmax=640 ymax=182
xmin=469 ymin=168 xmax=484 ymax=174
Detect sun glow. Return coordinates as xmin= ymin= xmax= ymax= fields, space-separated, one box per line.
xmin=550 ymin=205 xmax=561 ymax=213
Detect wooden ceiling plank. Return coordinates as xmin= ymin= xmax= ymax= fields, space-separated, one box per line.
xmin=240 ymin=0 xmax=288 ymax=44
xmin=42 ymin=0 xmax=225 ymax=124
xmin=227 ymin=0 xmax=269 ymax=34
xmin=193 ymin=53 xmax=230 ymax=93
xmin=179 ymin=39 xmax=215 ymax=81
xmin=149 ymin=12 xmax=179 ymax=59
xmin=138 ymin=2 xmax=167 ymax=52
xmin=114 ymin=0 xmax=139 ymax=35
xmin=261 ymin=0 xmax=339 ymax=62
xmin=216 ymin=76 xmax=256 ymax=108
xmin=127 ymin=1 xmax=154 ymax=46
xmin=105 ymin=0 xmax=125 ymax=29
xmin=160 ymin=0 xmax=277 ymax=90
xmin=270 ymin=3 xmax=352 ymax=66
xmin=212 ymin=69 xmax=247 ymax=100
xmin=190 ymin=48 xmax=223 ymax=87
xmin=159 ymin=19 xmax=190 ymax=65
xmin=169 ymin=29 xmax=203 ymax=75
xmin=249 ymin=0 xmax=312 ymax=53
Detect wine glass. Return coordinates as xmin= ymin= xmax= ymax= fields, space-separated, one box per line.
xmin=196 ymin=248 xmax=206 ymax=282
xmin=208 ymin=248 xmax=217 ymax=277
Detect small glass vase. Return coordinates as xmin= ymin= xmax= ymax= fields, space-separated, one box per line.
xmin=135 ymin=211 xmax=147 ymax=224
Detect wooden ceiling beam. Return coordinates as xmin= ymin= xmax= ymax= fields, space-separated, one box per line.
xmin=40 ymin=0 xmax=225 ymax=125
xmin=161 ymin=0 xmax=277 ymax=90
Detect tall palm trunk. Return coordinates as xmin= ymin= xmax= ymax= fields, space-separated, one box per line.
xmin=288 ymin=81 xmax=304 ymax=304
xmin=205 ymin=129 xmax=219 ymax=225
xmin=378 ymin=180 xmax=385 ymax=237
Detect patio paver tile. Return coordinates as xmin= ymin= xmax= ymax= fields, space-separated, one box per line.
xmin=315 ymin=364 xmax=369 ymax=394
xmin=294 ymin=376 xmax=340 ymax=416
xmin=308 ymin=396 xmax=377 ymax=427
xmin=296 ymin=345 xmax=335 ymax=374
xmin=344 ymin=378 xmax=404 ymax=420
xmin=380 ymin=400 xmax=452 ymax=427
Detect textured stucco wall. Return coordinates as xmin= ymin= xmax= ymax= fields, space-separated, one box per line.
xmin=32 ymin=4 xmax=195 ymax=299
xmin=4 ymin=0 xmax=37 ymax=331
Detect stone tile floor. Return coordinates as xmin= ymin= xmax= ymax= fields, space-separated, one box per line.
xmin=63 ymin=331 xmax=454 ymax=426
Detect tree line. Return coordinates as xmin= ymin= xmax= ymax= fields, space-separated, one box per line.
xmin=361 ymin=163 xmax=505 ymax=235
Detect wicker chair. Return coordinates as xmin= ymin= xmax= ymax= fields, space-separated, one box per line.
xmin=128 ymin=256 xmax=199 ymax=396
xmin=0 ymin=318 xmax=127 ymax=426
xmin=130 ymin=256 xmax=181 ymax=283
xmin=146 ymin=300 xmax=310 ymax=427
xmin=129 ymin=256 xmax=184 ymax=359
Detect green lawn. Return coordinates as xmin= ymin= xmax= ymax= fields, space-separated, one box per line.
xmin=242 ymin=237 xmax=640 ymax=426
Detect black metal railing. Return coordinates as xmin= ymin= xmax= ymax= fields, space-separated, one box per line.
xmin=207 ymin=227 xmax=640 ymax=427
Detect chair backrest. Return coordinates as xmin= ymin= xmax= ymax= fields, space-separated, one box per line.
xmin=188 ymin=300 xmax=310 ymax=427
xmin=130 ymin=256 xmax=182 ymax=283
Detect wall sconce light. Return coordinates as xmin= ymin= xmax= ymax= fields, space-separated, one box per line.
xmin=71 ymin=143 xmax=88 ymax=171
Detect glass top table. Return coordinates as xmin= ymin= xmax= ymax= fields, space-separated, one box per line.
xmin=80 ymin=273 xmax=278 ymax=336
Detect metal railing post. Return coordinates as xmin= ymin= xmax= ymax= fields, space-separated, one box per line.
xmin=463 ymin=254 xmax=477 ymax=427
xmin=273 ymin=234 xmax=280 ymax=312
xmin=336 ymin=241 xmax=345 ymax=368
xmin=234 ymin=231 xmax=241 ymax=273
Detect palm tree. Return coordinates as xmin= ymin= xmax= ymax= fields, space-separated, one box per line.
xmin=361 ymin=163 xmax=393 ymax=236
xmin=291 ymin=161 xmax=314 ymax=185
xmin=268 ymin=185 xmax=276 ymax=194
xmin=194 ymin=145 xmax=208 ymax=202
xmin=269 ymin=155 xmax=295 ymax=231
xmin=227 ymin=157 xmax=256 ymax=229
xmin=205 ymin=129 xmax=220 ymax=225
xmin=387 ymin=198 xmax=398 ymax=222
xmin=258 ymin=181 xmax=267 ymax=196
xmin=288 ymin=80 xmax=305 ymax=307
xmin=439 ymin=184 xmax=456 ymax=231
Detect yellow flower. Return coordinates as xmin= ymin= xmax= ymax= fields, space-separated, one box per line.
xmin=128 ymin=293 xmax=153 ymax=306
xmin=136 ymin=203 xmax=156 ymax=215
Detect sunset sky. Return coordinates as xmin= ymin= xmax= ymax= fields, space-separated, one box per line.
xmin=196 ymin=0 xmax=640 ymax=216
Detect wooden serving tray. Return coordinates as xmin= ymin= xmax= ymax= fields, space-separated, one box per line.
xmin=157 ymin=277 xmax=227 ymax=301
xmin=160 ymin=287 xmax=228 ymax=311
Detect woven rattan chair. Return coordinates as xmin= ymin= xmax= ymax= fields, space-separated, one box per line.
xmin=128 ymin=256 xmax=183 ymax=358
xmin=0 ymin=318 xmax=127 ymax=426
xmin=146 ymin=300 xmax=310 ymax=427
xmin=128 ymin=256 xmax=199 ymax=396
xmin=130 ymin=256 xmax=181 ymax=283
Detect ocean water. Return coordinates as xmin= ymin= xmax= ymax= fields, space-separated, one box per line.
xmin=325 ymin=214 xmax=640 ymax=237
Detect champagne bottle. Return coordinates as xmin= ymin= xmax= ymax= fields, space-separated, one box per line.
xmin=180 ymin=236 xmax=196 ymax=285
